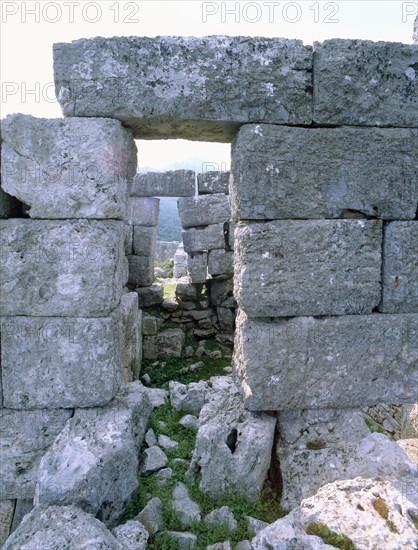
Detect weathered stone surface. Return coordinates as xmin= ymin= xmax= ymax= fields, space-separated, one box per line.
xmin=128 ymin=254 xmax=154 ymax=287
xmin=2 ymin=505 xmax=123 ymax=550
xmin=169 ymin=380 xmax=209 ymax=416
xmin=172 ymin=483 xmax=201 ymax=528
xmin=235 ymin=220 xmax=382 ymax=317
xmin=198 ymin=171 xmax=230 ymax=195
xmin=112 ymin=520 xmax=148 ymax=550
xmin=188 ymin=377 xmax=276 ymax=500
xmin=142 ymin=315 xmax=158 ymax=336
xmin=313 ymin=39 xmax=418 ymax=127
xmin=35 ymin=382 xmax=151 ymax=527
xmin=178 ymin=194 xmax=230 ymax=228
xmin=398 ymin=439 xmax=418 ymax=466
xmin=183 ymin=223 xmax=226 ymax=253
xmin=10 ymin=500 xmax=33 ymax=536
xmin=1 ymin=310 xmax=124 ymax=409
xmin=133 ymin=225 xmax=157 ymax=257
xmin=252 ymin=477 xmax=418 ymax=550
xmin=132 ymin=170 xmax=195 ymax=197
xmin=235 ymin=311 xmax=418 ymax=410
xmin=379 ymin=222 xmax=418 ymax=313
xmin=205 ymin=507 xmax=238 ymax=534
xmin=208 ymin=249 xmax=234 ymax=276
xmin=128 ymin=197 xmax=159 ymax=226
xmin=140 ymin=446 xmax=168 ymax=474
xmin=0 ymin=501 xmax=14 ymax=547
xmin=217 ymin=307 xmax=235 ymax=333
xmin=143 ymin=328 xmax=185 ymax=360
xmin=231 ymin=125 xmax=418 ymax=221
xmin=146 ymin=388 xmax=168 ymax=408
xmin=0 ymin=409 xmax=72 ymax=499
xmin=121 ymin=292 xmax=142 ymax=382
xmin=179 ymin=414 xmax=199 ymax=432
xmin=174 ymin=244 xmax=188 ymax=277
xmin=209 ymin=278 xmax=234 ymax=306
xmin=187 ymin=252 xmax=208 ymax=283
xmin=207 ymin=543 xmax=232 ymax=550
xmin=155 ymin=240 xmax=180 ymax=263
xmin=414 ymin=14 xmax=418 ymax=44
xmin=135 ymin=498 xmax=163 ymax=535
xmin=0 ymin=219 xmax=127 ymax=317
xmin=123 ymin=223 xmax=133 ymax=255
xmin=1 ymin=114 xmax=136 ymax=219
xmin=134 ymin=283 xmax=164 ymax=307
xmin=176 ymin=283 xmax=198 ymax=301
xmin=54 ymin=36 xmax=312 ymax=141
xmin=168 ymin=531 xmax=197 ymax=549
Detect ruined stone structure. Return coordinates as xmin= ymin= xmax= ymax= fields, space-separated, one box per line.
xmin=0 ymin=34 xmax=417 ymax=545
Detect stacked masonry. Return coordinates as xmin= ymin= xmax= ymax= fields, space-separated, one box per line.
xmin=0 ymin=115 xmax=151 ymax=534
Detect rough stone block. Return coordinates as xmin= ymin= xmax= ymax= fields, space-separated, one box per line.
xmin=313 ymin=39 xmax=418 ymax=127
xmin=231 ymin=125 xmax=418 ymax=221
xmin=208 ymin=250 xmax=234 ymax=276
xmin=198 ymin=171 xmax=230 ymax=195
xmin=0 ymin=409 xmax=72 ymax=499
xmin=123 ymin=223 xmax=133 ymax=255
xmin=155 ymin=240 xmax=180 ymax=263
xmin=132 ymin=170 xmax=195 ymax=197
xmin=121 ymin=292 xmax=142 ymax=381
xmin=128 ymin=197 xmax=159 ymax=226
xmin=178 ymin=194 xmax=230 ymax=228
xmin=234 ymin=311 xmax=418 ymax=411
xmin=379 ymin=222 xmax=418 ymax=313
xmin=1 ymin=114 xmax=136 ymax=219
xmin=1 ymin=310 xmax=124 ymax=409
xmin=235 ymin=220 xmax=382 ymax=317
xmin=208 ymin=278 xmax=234 ymax=307
xmin=134 ymin=284 xmax=164 ymax=308
xmin=173 ymin=245 xmax=188 ymax=277
xmin=143 ymin=329 xmax=185 ymax=360
xmin=0 ymin=501 xmax=14 ymax=547
xmin=133 ymin=225 xmax=157 ymax=257
xmin=187 ymin=253 xmax=208 ymax=284
xmin=182 ymin=223 xmax=226 ymax=253
xmin=53 ymin=36 xmax=313 ymax=141
xmin=0 ymin=219 xmax=127 ymax=317
xmin=128 ymin=255 xmax=154 ymax=287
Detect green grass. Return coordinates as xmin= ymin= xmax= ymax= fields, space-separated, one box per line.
xmin=306 ymin=523 xmax=355 ymax=550
xmin=364 ymin=417 xmax=386 ymax=436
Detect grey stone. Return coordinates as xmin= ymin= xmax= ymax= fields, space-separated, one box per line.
xmin=121 ymin=292 xmax=142 ymax=382
xmin=247 ymin=516 xmax=269 ymax=537
xmin=140 ymin=446 xmax=168 ymax=474
xmin=205 ymin=507 xmax=237 ymax=534
xmin=155 ymin=468 xmax=173 ymax=487
xmin=176 ymin=283 xmax=198 ymax=301
xmin=187 ymin=253 xmax=208 ymax=283
xmin=313 ymin=39 xmax=418 ymax=127
xmin=209 ymin=278 xmax=234 ymax=306
xmin=0 ymin=219 xmax=127 ymax=317
xmin=235 ymin=542 xmax=252 ymax=550
xmin=167 ymin=531 xmax=197 ymax=550
xmin=208 ymin=250 xmax=234 ymax=276
xmin=143 ymin=328 xmax=185 ymax=360
xmin=252 ymin=477 xmax=418 ymax=550
xmin=161 ymin=299 xmax=179 ymax=312
xmin=231 ymin=125 xmax=418 ymax=221
xmin=172 ymin=482 xmax=201 ymax=528
xmin=169 ymin=380 xmax=209 ymax=416
xmin=414 ymin=14 xmax=418 ymax=44
xmin=112 ymin=520 xmax=148 ymax=550
xmin=178 ymin=194 xmax=230 ymax=228
xmin=207 ymin=544 xmax=232 ymax=550
xmin=179 ymin=414 xmax=199 ymax=432
xmin=135 ymin=497 xmax=163 ymax=535
xmin=174 ymin=245 xmax=188 ymax=277
xmin=142 ymin=315 xmax=158 ymax=336
xmin=158 ymin=434 xmax=178 ymax=449
xmin=234 ymin=311 xmax=418 ymax=411
xmin=147 ymin=388 xmax=168 ymax=408
xmin=155 ymin=240 xmax=180 ymax=263
xmin=128 ymin=254 xmax=154 ymax=286
xmin=235 ymin=220 xmax=382 ymax=317
xmin=123 ymin=223 xmax=133 ymax=255
xmin=132 ymin=170 xmax=195 ymax=197
xmin=183 ymin=223 xmax=227 ymax=253
xmin=217 ymin=307 xmax=235 ymax=333
xmin=53 ymin=36 xmax=312 ymax=141
xmin=10 ymin=500 xmax=33 ymax=535
xmin=198 ymin=171 xmax=230 ymax=195
xmin=0 ymin=409 xmax=72 ymax=499
xmin=1 ymin=114 xmax=136 ymax=219
xmin=1 ymin=309 xmax=124 ymax=409
xmin=379 ymin=222 xmax=418 ymax=313
xmin=145 ymin=429 xmax=157 ymax=447
xmin=0 ymin=501 xmax=14 ymax=548
xmin=2 ymin=505 xmax=122 ymax=550
xmin=133 ymin=225 xmax=157 ymax=257
xmin=154 ymin=266 xmax=169 ymax=278
xmin=128 ymin=197 xmax=160 ymax=226
xmin=188 ymin=377 xmax=276 ymax=501
xmin=35 ymin=382 xmax=152 ymax=527
xmin=135 ymin=283 xmax=164 ymax=307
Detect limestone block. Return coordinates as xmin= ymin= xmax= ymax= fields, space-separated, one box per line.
xmin=1 ymin=309 xmax=124 ymax=409
xmin=208 ymin=250 xmax=233 ymax=276
xmin=143 ymin=329 xmax=185 ymax=360
xmin=231 ymin=125 xmax=418 ymax=221
xmin=133 ymin=225 xmax=157 ymax=257
xmin=134 ymin=283 xmax=164 ymax=307
xmin=0 ymin=219 xmax=127 ymax=317
xmin=187 ymin=253 xmax=208 ymax=284
xmin=178 ymin=194 xmax=230 ymax=228
xmin=182 ymin=223 xmax=226 ymax=253
xmin=0 ymin=409 xmax=72 ymax=499
xmin=155 ymin=240 xmax=180 ymax=263
xmin=53 ymin=36 xmax=313 ymax=141
xmin=234 ymin=311 xmax=418 ymax=410
xmin=379 ymin=221 xmax=418 ymax=313
xmin=128 ymin=197 xmax=159 ymax=226
xmin=198 ymin=171 xmax=230 ymax=195
xmin=313 ymin=39 xmax=418 ymax=127
xmin=1 ymin=114 xmax=136 ymax=219
xmin=35 ymin=382 xmax=152 ymax=527
xmin=121 ymin=292 xmax=142 ymax=381
xmin=128 ymin=255 xmax=154 ymax=287
xmin=132 ymin=170 xmax=195 ymax=197
xmin=112 ymin=520 xmax=148 ymax=550
xmin=173 ymin=245 xmax=188 ymax=277
xmin=208 ymin=278 xmax=234 ymax=307
xmin=235 ymin=220 xmax=382 ymax=317
xmin=123 ymin=223 xmax=133 ymax=255
xmin=0 ymin=501 xmax=14 ymax=547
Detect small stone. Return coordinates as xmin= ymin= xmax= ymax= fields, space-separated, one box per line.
xmin=112 ymin=520 xmax=148 ymax=550
xmin=135 ymin=497 xmax=163 ymax=535
xmin=176 ymin=283 xmax=198 ymax=301
xmin=246 ymin=516 xmax=269 ymax=537
xmin=147 ymin=388 xmax=168 ymax=408
xmin=161 ymin=299 xmax=179 ymax=312
xmin=158 ymin=434 xmax=179 ymax=449
xmin=179 ymin=415 xmax=199 ymax=432
xmin=140 ymin=446 xmax=168 ymax=475
xmin=195 ymin=347 xmax=206 ymax=358
xmin=234 ymin=542 xmax=252 ymax=550
xmin=189 ymin=361 xmax=204 ymax=372
xmin=167 ymin=531 xmax=197 ymax=550
xmin=145 ymin=429 xmax=157 ymax=447
xmin=142 ymin=316 xmax=158 ymax=336
xmin=141 ymin=373 xmax=151 ymax=385
xmin=184 ymin=346 xmax=195 ymax=358
xmin=205 ymin=506 xmax=237 ymax=534
xmin=172 ymin=483 xmax=201 ymax=528
xmin=169 ymin=380 xmax=209 ymax=416
xmin=210 ymin=350 xmax=222 ymax=360
xmin=207 ymin=543 xmax=232 ymax=550
xmin=154 ymin=468 xmax=173 ymax=487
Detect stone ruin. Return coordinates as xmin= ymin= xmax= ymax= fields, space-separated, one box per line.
xmin=0 ymin=34 xmax=417 ymax=548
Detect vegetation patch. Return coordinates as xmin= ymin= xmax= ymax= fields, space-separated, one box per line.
xmin=373 ymin=496 xmax=398 ymax=533
xmin=306 ymin=523 xmax=355 ymax=549
xmin=306 ymin=438 xmax=326 ymax=450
